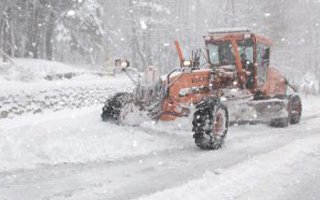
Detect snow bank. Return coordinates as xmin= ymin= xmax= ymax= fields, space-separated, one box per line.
xmin=0 ymin=58 xmax=90 ymax=82
xmin=0 ymin=80 xmax=132 ymax=119
xmin=0 ymin=107 xmax=189 ymax=173
xmin=301 ymin=95 xmax=320 ymax=117
xmin=0 ymin=59 xmax=133 ymax=119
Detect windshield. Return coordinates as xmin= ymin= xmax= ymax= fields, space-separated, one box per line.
xmin=207 ymin=39 xmax=254 ymax=67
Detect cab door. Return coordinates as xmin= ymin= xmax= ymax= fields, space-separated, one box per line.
xmin=257 ymin=43 xmax=287 ymax=97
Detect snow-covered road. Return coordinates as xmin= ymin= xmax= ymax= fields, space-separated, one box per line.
xmin=1 ymin=96 xmax=320 ymax=200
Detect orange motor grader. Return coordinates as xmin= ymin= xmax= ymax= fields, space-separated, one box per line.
xmin=101 ymin=29 xmax=302 ymax=150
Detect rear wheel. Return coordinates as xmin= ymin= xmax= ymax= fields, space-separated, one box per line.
xmin=270 ymin=95 xmax=302 ymax=127
xmin=192 ymin=99 xmax=229 ymax=150
xmin=289 ymin=95 xmax=302 ymax=124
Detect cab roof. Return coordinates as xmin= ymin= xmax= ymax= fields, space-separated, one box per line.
xmin=208 ymin=27 xmax=250 ymax=35
xmin=204 ymin=28 xmax=272 ymax=46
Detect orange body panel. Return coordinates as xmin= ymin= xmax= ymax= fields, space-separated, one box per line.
xmin=160 ymin=70 xmax=211 ymax=120
xmin=175 ymin=41 xmax=184 ymax=62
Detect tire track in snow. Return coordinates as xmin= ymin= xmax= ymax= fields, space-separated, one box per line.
xmin=1 ymin=115 xmax=320 ymax=200
xmin=1 ymin=108 xmax=320 ymax=200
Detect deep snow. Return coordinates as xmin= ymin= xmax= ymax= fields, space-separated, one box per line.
xmin=0 ymin=106 xmax=190 ymax=172
xmin=1 ymin=92 xmax=318 ymax=173
xmin=1 ymin=109 xmax=320 ymax=200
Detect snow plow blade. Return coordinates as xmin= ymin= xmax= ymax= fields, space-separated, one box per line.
xmin=226 ymin=98 xmax=288 ymax=125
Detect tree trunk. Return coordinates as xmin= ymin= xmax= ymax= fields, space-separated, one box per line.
xmin=4 ymin=7 xmax=15 ymax=58
xmin=25 ymin=0 xmax=34 ymax=57
xmin=2 ymin=9 xmax=9 ymax=62
xmin=45 ymin=12 xmax=55 ymax=60
xmin=25 ymin=0 xmax=41 ymax=59
xmin=129 ymin=0 xmax=146 ymax=71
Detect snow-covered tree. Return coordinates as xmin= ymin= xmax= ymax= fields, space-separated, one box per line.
xmin=1 ymin=0 xmax=320 ymax=88
xmin=55 ymin=0 xmax=105 ymax=63
xmin=0 ymin=0 xmax=105 ymax=64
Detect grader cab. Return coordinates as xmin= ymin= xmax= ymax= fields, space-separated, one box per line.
xmin=204 ymin=29 xmax=286 ymax=97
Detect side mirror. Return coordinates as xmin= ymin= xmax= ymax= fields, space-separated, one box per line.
xmin=115 ymin=59 xmax=130 ymax=70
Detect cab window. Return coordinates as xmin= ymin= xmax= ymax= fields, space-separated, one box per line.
xmin=207 ymin=42 xmax=235 ymax=66
xmin=207 ymin=39 xmax=254 ymax=67
xmin=237 ymin=39 xmax=254 ymax=63
xmin=257 ymin=43 xmax=270 ymax=86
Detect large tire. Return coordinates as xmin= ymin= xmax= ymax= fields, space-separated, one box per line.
xmin=270 ymin=95 xmax=302 ymax=127
xmin=192 ymin=99 xmax=229 ymax=150
xmin=289 ymin=95 xmax=302 ymax=124
xmin=101 ymin=92 xmax=134 ymax=124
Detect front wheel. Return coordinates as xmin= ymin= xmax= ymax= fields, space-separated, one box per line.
xmin=101 ymin=92 xmax=134 ymax=124
xmin=289 ymin=95 xmax=302 ymax=124
xmin=192 ymin=99 xmax=229 ymax=150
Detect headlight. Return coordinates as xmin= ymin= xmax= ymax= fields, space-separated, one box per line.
xmin=115 ymin=59 xmax=130 ymax=70
xmin=182 ymin=60 xmax=192 ymax=68
xmin=121 ymin=61 xmax=129 ymax=68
